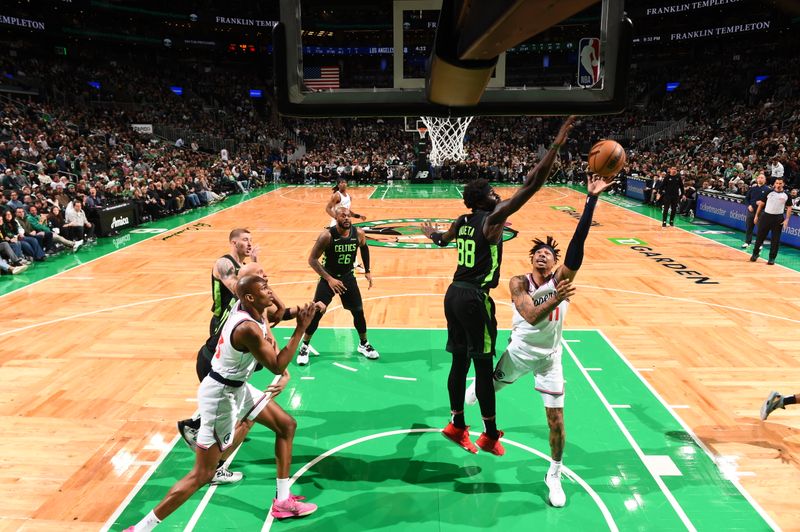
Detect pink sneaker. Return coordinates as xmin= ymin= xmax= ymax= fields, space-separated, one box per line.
xmin=271 ymin=495 xmax=318 ymax=519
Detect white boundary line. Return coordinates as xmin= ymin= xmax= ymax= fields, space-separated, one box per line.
xmin=591 ymin=328 xmax=782 ymax=532
xmin=588 ymin=188 xmax=800 ymax=276
xmin=384 ymin=375 xmax=417 ymax=381
xmin=99 ymin=434 xmax=181 ymax=532
xmin=332 ymin=362 xmax=358 ymax=372
xmin=562 ymin=339 xmax=697 ymax=531
xmin=184 ymin=374 xmax=282 ymax=531
xmin=5 ymin=272 xmax=799 ymax=338
xmin=0 ymin=291 xmax=207 ymax=338
xmin=0 ymin=187 xmax=283 ymax=300
xmin=260 ymin=428 xmax=619 ymax=532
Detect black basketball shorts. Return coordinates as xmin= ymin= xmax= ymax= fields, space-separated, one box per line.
xmin=313 ymin=274 xmax=363 ymax=312
xmin=444 ymin=282 xmax=498 ymax=359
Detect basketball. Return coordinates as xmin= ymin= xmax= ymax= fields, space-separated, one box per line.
xmin=588 ymin=140 xmax=626 ymax=178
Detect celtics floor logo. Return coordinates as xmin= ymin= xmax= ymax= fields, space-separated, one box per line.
xmin=356 ymin=218 xmax=518 ymax=249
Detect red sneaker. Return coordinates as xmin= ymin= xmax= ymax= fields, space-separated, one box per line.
xmin=442 ymin=422 xmax=478 ymax=454
xmin=476 ymin=430 xmax=505 ymax=456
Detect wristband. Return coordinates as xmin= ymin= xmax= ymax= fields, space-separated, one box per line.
xmin=431 ymin=232 xmax=447 ymax=247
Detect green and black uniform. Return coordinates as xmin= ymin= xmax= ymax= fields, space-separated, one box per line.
xmin=209 ymin=254 xmax=241 ymax=336
xmin=444 ymin=210 xmax=502 ymax=358
xmin=312 ymin=225 xmax=363 ymax=310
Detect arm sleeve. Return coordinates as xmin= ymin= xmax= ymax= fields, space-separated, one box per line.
xmin=564 ymin=194 xmax=598 ymax=271
xmin=360 ymin=244 xmax=371 ymax=272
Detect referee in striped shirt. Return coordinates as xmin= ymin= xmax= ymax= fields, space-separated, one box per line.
xmin=750 ymin=177 xmax=794 ymax=265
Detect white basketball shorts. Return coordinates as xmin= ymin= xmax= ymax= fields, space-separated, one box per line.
xmin=493 ymin=343 xmax=564 ymax=408
xmin=196 ymin=378 xmax=271 ymax=451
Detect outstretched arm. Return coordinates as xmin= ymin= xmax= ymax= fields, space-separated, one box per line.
xmin=556 ymin=175 xmax=615 ymax=282
xmin=421 ymin=219 xmax=458 ymax=247
xmin=486 ymin=116 xmax=576 ymax=232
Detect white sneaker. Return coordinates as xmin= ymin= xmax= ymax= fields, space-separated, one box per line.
xmin=545 ymin=469 xmax=566 ymax=507
xmin=211 ymin=465 xmax=243 ymax=485
xmin=465 ymin=382 xmax=477 ymax=406
xmin=354 ymin=262 xmax=366 ymax=274
xmin=73 ymin=240 xmax=83 ymax=252
xmin=177 ymin=418 xmax=199 ymax=451
xmin=741 ymin=243 xmax=750 ymax=249
xmin=297 ymin=344 xmax=310 ymax=366
xmin=357 ymin=342 xmax=380 ymax=359
xmin=10 ymin=264 xmax=28 ymax=275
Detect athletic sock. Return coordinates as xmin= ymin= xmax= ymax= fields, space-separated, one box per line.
xmin=548 ymin=461 xmax=562 ymax=476
xmin=784 ymin=395 xmax=797 ymax=406
xmin=217 ymin=460 xmax=225 ymax=469
xmin=359 ymin=338 xmax=367 ymax=346
xmin=276 ymin=478 xmax=290 ymax=501
xmin=451 ymin=411 xmax=466 ymax=429
xmin=483 ymin=418 xmax=499 ymax=439
xmin=302 ymin=339 xmax=310 ymax=346
xmin=132 ymin=510 xmax=161 ymax=532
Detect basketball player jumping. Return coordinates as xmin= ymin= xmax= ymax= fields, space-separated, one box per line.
xmin=126 ymin=277 xmax=318 ymax=531
xmin=297 ymin=206 xmax=379 ymax=365
xmin=464 ymin=175 xmax=614 ymax=507
xmin=421 ymin=115 xmax=576 ymax=457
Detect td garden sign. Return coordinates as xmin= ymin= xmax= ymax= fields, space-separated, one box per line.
xmin=356 ymin=218 xmax=518 ymax=249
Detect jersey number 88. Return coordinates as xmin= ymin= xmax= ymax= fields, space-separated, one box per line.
xmin=457 ymin=239 xmax=475 ymax=267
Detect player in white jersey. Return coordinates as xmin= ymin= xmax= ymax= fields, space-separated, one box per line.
xmin=466 ymin=175 xmax=614 ymax=508
xmin=126 ymin=276 xmax=319 ymax=531
xmin=327 ymin=177 xmax=366 ymax=227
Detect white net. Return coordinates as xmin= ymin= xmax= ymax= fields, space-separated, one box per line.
xmin=420 ymin=116 xmax=474 ymax=166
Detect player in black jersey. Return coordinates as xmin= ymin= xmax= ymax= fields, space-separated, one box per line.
xmin=210 ymin=228 xmax=263 ymax=336
xmin=297 ymin=206 xmax=378 ymax=365
xmin=421 ymin=116 xmax=576 ymax=456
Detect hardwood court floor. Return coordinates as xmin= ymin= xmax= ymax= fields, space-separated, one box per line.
xmin=1 ymin=185 xmax=798 ymax=530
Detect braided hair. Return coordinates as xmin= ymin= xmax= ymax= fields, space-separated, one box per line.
xmin=529 ymin=236 xmax=561 ymax=263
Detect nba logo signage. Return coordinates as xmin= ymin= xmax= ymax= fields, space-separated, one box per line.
xmin=577 ymin=38 xmax=601 ymax=88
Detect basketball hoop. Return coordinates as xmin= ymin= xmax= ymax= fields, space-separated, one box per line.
xmin=420 ymin=116 xmax=474 ymax=166
xmin=417 ymin=126 xmax=428 ymax=139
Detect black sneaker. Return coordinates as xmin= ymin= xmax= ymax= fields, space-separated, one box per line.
xmin=749 ymin=254 xmax=758 ymax=262
xmin=767 ymin=259 xmax=775 ymax=265
xmin=177 ymin=418 xmax=200 ymax=451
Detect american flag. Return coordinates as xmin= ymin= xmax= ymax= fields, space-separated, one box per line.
xmin=303 ymin=66 xmax=340 ymax=90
